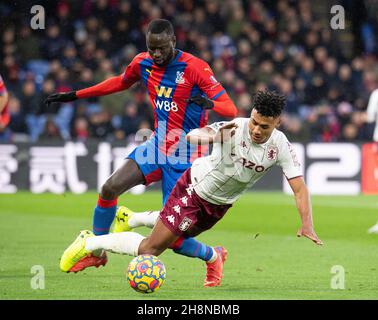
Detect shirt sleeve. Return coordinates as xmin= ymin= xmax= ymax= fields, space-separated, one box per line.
xmin=77 ymin=55 xmax=144 ymax=99
xmin=206 ymin=120 xmax=231 ymax=133
xmin=121 ymin=54 xmax=142 ymax=89
xmin=276 ymin=133 xmax=303 ymax=179
xmin=191 ymin=59 xmax=226 ymax=100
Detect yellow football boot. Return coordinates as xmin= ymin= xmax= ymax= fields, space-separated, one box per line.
xmin=60 ymin=230 xmax=107 ymax=273
xmin=113 ymin=206 xmax=134 ymax=233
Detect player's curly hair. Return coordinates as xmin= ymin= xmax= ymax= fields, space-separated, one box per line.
xmin=147 ymin=19 xmax=174 ymax=36
xmin=252 ymin=90 xmax=286 ymax=118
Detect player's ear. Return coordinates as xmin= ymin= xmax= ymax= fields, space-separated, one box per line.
xmin=171 ymin=35 xmax=176 ymax=47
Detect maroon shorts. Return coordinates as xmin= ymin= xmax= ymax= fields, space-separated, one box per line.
xmin=159 ymin=168 xmax=232 ymax=237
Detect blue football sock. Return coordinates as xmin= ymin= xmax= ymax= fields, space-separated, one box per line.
xmin=92 ymin=196 xmax=117 ymax=235
xmin=172 ymin=237 xmax=214 ymax=262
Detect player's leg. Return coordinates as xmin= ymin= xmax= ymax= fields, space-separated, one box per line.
xmin=114 ymin=165 xmax=193 ymax=232
xmin=93 ymin=158 xmax=145 ymax=236
xmin=60 ymin=219 xmax=178 ymax=273
xmin=114 ymin=206 xmax=159 ymax=232
xmin=112 ymin=141 xmax=163 ymax=233
xmin=160 ymin=167 xmax=219 ymax=263
xmin=88 ymin=219 xmax=177 ymax=256
xmin=62 ymin=159 xmax=145 ymax=272
xmin=114 ymin=211 xmax=223 ymax=259
xmin=158 ymin=168 xmax=229 ymax=287
xmin=95 ymin=137 xmax=164 ymax=236
xmin=115 ymin=167 xmax=221 ymax=263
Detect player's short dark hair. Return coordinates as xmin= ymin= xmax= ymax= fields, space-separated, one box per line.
xmin=147 ymin=19 xmax=174 ymax=36
xmin=252 ymin=90 xmax=286 ymax=118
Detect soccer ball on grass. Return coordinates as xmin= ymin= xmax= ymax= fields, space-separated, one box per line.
xmin=127 ymin=254 xmax=166 ymax=293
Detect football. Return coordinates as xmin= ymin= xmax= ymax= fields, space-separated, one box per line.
xmin=127 ymin=254 xmax=166 ymax=293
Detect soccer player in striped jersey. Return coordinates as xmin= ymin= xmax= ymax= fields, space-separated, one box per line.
xmin=49 ymin=19 xmax=237 ymax=286
xmin=0 ymin=74 xmax=10 ymax=141
xmin=60 ymin=90 xmax=322 ymax=287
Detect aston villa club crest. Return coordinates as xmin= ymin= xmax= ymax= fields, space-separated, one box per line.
xmin=267 ymin=145 xmax=278 ymax=161
xmin=178 ymin=217 xmax=192 ymax=232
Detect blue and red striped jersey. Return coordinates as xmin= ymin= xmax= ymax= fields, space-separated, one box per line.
xmin=0 ymin=74 xmax=9 ymax=125
xmin=121 ymin=50 xmax=226 ymax=162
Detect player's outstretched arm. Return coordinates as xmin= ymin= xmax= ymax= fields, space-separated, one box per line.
xmin=44 ymin=75 xmax=129 ymax=106
xmin=186 ymin=127 xmax=217 ymax=145
xmin=211 ymin=92 xmax=238 ymax=118
xmin=186 ymin=122 xmax=238 ymax=145
xmin=288 ymin=176 xmax=323 ymax=246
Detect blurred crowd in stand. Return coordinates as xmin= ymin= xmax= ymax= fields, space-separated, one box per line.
xmin=0 ymin=0 xmax=377 ymax=143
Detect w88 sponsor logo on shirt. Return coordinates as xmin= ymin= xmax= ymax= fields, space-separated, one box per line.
xmin=155 ymin=99 xmax=179 ymax=112
xmin=154 ymin=85 xmax=178 ymax=112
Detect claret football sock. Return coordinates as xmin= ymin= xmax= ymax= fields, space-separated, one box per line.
xmin=128 ymin=210 xmax=160 ymax=228
xmin=93 ymin=196 xmax=118 ymax=235
xmin=85 ymin=232 xmax=145 ymax=256
xmin=170 ymin=237 xmax=217 ymax=262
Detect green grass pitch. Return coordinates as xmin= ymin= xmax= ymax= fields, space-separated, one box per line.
xmin=1 ymin=191 xmax=378 ymax=300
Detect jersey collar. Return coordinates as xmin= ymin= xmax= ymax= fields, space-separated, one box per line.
xmin=149 ymin=49 xmax=182 ymax=68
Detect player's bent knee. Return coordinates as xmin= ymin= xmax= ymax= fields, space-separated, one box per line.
xmin=100 ymin=179 xmax=122 ymax=199
xmin=139 ymin=247 xmax=163 ymax=257
xmin=138 ymin=239 xmax=166 ymax=257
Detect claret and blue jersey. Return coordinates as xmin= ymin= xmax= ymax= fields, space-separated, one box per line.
xmin=122 ymin=50 xmax=228 ymax=204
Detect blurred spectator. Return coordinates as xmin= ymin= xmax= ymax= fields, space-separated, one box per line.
xmin=73 ymin=117 xmax=90 ymax=142
xmin=16 ymin=25 xmax=41 ymax=63
xmin=337 ymin=64 xmax=357 ymax=103
xmin=22 ymin=80 xmax=46 ymax=142
xmin=340 ymin=123 xmax=359 ymax=142
xmin=41 ymin=24 xmax=67 ymax=60
xmin=40 ymin=118 xmax=62 ymax=141
xmin=121 ymin=102 xmax=143 ymax=138
xmin=7 ymin=94 xmax=26 ymax=136
xmin=89 ymin=110 xmax=113 ymax=140
xmin=281 ymin=114 xmax=310 ymax=142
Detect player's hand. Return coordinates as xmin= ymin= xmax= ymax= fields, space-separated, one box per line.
xmin=214 ymin=122 xmax=238 ymax=143
xmin=297 ymin=226 xmax=323 ymax=245
xmin=44 ymin=91 xmax=78 ymax=106
xmin=186 ymin=94 xmax=214 ymax=110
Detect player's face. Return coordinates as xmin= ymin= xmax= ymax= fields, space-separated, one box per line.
xmin=146 ymin=32 xmax=176 ymax=67
xmin=248 ymin=109 xmax=280 ymax=144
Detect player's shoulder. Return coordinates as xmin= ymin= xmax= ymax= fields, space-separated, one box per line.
xmin=233 ymin=117 xmax=248 ymax=125
xmin=269 ymin=129 xmax=292 ymax=148
xmin=210 ymin=117 xmax=244 ymax=127
xmin=131 ymin=52 xmax=150 ymax=64
xmin=181 ymin=51 xmax=210 ymax=69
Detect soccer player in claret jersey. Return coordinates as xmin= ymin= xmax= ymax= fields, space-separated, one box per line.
xmin=60 ymin=90 xmax=323 ymax=287
xmin=48 ymin=19 xmax=237 ymax=287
